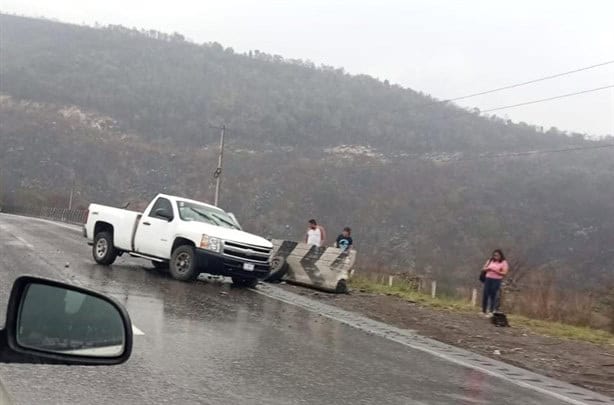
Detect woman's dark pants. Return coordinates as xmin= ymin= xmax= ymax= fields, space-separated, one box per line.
xmin=482 ymin=278 xmax=502 ymax=313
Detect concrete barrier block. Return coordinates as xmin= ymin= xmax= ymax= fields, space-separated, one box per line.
xmin=269 ymin=240 xmax=356 ymax=293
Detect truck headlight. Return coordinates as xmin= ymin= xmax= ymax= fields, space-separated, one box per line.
xmin=200 ymin=234 xmax=222 ymax=253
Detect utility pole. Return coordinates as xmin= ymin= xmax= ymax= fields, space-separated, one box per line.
xmin=0 ymin=168 xmax=3 ymax=208
xmin=68 ymin=172 xmax=76 ymax=210
xmin=213 ymin=124 xmax=226 ymax=206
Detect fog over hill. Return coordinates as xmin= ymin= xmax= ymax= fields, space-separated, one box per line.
xmin=1 ymin=14 xmax=613 ymax=293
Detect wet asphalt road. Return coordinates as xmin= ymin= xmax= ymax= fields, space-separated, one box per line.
xmin=0 ymin=214 xmax=567 ymax=404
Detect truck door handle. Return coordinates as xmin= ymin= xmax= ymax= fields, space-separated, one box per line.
xmin=142 ymin=222 xmax=151 ymax=226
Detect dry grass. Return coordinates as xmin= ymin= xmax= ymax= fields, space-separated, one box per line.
xmin=349 ymin=275 xmax=614 ymax=346
xmin=350 ymin=276 xmax=474 ymax=312
xmin=508 ymin=315 xmax=614 ymax=346
xmin=504 ymin=271 xmax=609 ymax=330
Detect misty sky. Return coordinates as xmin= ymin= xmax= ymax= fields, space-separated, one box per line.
xmin=2 ymin=0 xmax=613 ymax=136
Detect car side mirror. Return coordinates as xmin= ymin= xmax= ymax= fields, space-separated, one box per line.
xmin=0 ymin=276 xmax=132 ymax=365
xmin=154 ymin=208 xmax=173 ymax=221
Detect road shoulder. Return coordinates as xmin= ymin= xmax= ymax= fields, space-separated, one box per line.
xmin=276 ymin=282 xmax=614 ymax=398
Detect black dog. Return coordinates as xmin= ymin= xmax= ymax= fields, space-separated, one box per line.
xmin=491 ymin=312 xmax=509 ymax=327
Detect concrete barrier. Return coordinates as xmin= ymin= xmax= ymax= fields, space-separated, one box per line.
xmin=268 ymin=240 xmax=356 ymax=293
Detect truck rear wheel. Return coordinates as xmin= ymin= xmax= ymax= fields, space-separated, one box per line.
xmin=232 ymin=277 xmax=259 ymax=288
xmin=169 ymin=245 xmax=199 ymax=281
xmin=93 ymin=231 xmax=118 ymax=265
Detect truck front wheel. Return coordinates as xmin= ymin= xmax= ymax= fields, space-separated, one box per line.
xmin=93 ymin=231 xmax=118 ymax=265
xmin=169 ymin=245 xmax=199 ymax=281
xmin=264 ymin=256 xmax=288 ymax=283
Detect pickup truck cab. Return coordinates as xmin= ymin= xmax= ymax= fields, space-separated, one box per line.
xmin=84 ymin=194 xmax=273 ymax=287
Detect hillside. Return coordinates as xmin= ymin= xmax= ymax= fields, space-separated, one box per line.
xmin=1 ymin=14 xmax=613 ymax=295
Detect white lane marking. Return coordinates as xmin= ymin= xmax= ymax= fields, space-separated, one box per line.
xmin=132 ymin=325 xmax=145 ymax=336
xmin=14 ymin=236 xmax=34 ymax=249
xmin=62 ymin=345 xmax=124 ymax=356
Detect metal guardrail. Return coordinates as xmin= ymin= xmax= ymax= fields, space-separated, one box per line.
xmin=1 ymin=205 xmax=88 ymax=225
xmin=39 ymin=207 xmax=88 ymax=224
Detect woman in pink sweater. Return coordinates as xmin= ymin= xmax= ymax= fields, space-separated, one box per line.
xmin=481 ymin=249 xmax=509 ymax=317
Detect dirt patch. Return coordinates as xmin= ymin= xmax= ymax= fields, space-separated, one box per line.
xmin=278 ymin=283 xmax=614 ymax=397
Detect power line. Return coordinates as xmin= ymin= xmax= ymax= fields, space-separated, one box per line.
xmin=434 ymin=59 xmax=614 ymax=104
xmin=480 ymin=85 xmax=614 ymax=113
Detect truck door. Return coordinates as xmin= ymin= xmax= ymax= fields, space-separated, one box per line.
xmin=134 ymin=197 xmax=175 ymax=258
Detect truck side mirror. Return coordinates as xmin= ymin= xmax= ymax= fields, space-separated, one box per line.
xmin=154 ymin=208 xmax=173 ymax=221
xmin=0 ymin=276 xmax=133 ymax=365
xmin=228 ymin=213 xmax=242 ymax=230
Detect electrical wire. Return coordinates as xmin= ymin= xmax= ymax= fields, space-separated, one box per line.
xmin=433 ymin=60 xmax=614 ymax=104
xmin=480 ymin=85 xmax=614 ymax=113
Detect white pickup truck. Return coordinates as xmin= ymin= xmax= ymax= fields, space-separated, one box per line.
xmin=84 ymin=194 xmax=273 ymax=287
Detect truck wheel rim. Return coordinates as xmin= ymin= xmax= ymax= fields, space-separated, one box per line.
xmin=96 ymin=239 xmax=108 ymax=258
xmin=175 ymin=252 xmax=191 ymax=273
xmin=270 ymin=257 xmax=282 ymax=271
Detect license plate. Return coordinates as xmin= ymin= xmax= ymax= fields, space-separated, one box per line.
xmin=243 ymin=263 xmax=255 ymax=271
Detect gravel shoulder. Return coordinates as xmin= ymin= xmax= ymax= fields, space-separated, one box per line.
xmin=278 ymin=282 xmax=614 ymax=398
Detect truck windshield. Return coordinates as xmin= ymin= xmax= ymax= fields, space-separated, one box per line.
xmin=176 ymin=201 xmax=240 ymax=230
